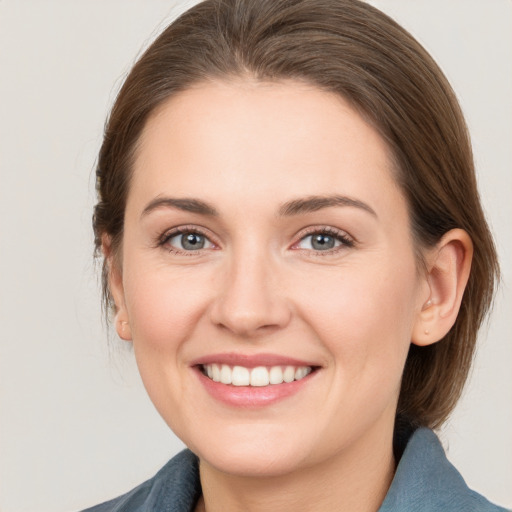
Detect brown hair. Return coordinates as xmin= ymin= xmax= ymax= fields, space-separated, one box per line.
xmin=93 ymin=0 xmax=499 ymax=429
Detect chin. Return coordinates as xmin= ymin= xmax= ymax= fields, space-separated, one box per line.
xmin=185 ymin=426 xmax=313 ymax=478
xmin=201 ymin=447 xmax=307 ymax=478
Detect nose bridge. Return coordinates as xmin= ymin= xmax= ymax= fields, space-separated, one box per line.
xmin=210 ymin=238 xmax=290 ymax=337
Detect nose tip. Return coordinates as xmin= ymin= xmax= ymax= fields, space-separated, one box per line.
xmin=215 ymin=308 xmax=280 ymax=337
xmin=209 ymin=264 xmax=291 ymax=338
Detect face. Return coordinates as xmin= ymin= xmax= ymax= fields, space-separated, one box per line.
xmin=111 ymin=80 xmax=430 ymax=477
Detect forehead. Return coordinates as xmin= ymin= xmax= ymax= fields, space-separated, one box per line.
xmin=130 ymin=79 xmax=406 ymax=220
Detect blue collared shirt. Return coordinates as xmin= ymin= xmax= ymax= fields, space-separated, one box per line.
xmin=82 ymin=428 xmax=508 ymax=511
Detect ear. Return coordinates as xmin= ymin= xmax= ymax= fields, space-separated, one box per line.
xmin=102 ymin=235 xmax=132 ymax=342
xmin=412 ymin=229 xmax=473 ymax=347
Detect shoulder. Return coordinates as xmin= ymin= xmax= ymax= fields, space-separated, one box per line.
xmin=80 ymin=449 xmax=201 ymax=512
xmin=379 ymin=428 xmax=509 ymax=512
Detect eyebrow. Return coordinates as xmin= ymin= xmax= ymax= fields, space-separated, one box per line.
xmin=278 ymin=195 xmax=377 ymax=217
xmin=141 ymin=194 xmax=376 ymax=219
xmin=141 ymin=197 xmax=219 ymax=218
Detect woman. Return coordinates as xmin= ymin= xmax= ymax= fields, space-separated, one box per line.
xmin=84 ymin=0 xmax=505 ymax=510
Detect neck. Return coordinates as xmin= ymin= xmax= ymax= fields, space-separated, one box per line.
xmin=196 ymin=423 xmax=396 ymax=512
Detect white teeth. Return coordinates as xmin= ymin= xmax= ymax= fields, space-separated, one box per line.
xmin=283 ymin=366 xmax=295 ymax=383
xmin=269 ymin=366 xmax=284 ymax=385
xmin=220 ymin=364 xmax=232 ymax=385
xmin=250 ymin=366 xmax=270 ymax=387
xmin=203 ymin=364 xmax=313 ymax=387
xmin=295 ymin=367 xmax=312 ymax=380
xmin=231 ymin=366 xmax=250 ymax=386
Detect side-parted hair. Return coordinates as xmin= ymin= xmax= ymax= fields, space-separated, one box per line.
xmin=93 ymin=0 xmax=499 ymax=429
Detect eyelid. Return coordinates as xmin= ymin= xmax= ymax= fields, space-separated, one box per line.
xmin=156 ymin=224 xmax=355 ymax=255
xmin=290 ymin=226 xmax=355 ymax=252
xmin=157 ymin=225 xmax=219 ymax=253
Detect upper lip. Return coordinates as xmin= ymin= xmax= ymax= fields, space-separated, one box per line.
xmin=190 ymin=352 xmax=320 ymax=368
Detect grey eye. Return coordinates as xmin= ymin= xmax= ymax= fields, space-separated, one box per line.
xmin=311 ymin=233 xmax=336 ymax=250
xmin=297 ymin=233 xmax=343 ymax=251
xmin=168 ymin=232 xmax=213 ymax=251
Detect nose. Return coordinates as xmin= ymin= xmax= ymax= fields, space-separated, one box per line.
xmin=209 ymin=249 xmax=292 ymax=338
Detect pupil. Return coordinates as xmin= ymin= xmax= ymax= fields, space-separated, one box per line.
xmin=312 ymin=234 xmax=334 ymax=250
xmin=182 ymin=233 xmax=204 ymax=250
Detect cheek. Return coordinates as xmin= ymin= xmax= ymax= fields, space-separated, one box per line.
xmin=124 ymin=264 xmax=213 ymax=350
xmin=122 ymin=263 xmax=215 ymax=428
xmin=296 ymin=257 xmax=418 ymax=375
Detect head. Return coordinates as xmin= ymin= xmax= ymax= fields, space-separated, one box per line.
xmin=93 ymin=0 xmax=498 ymax=460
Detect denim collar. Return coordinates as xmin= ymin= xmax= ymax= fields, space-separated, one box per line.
xmin=82 ymin=427 xmax=507 ymax=511
xmin=378 ymin=427 xmax=506 ymax=511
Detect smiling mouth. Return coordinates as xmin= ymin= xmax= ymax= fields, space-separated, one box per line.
xmin=201 ymin=364 xmax=315 ymax=387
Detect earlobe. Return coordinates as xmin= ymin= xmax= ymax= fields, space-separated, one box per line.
xmin=115 ymin=315 xmax=133 ymax=342
xmin=412 ymin=229 xmax=473 ymax=347
xmin=102 ymin=235 xmax=132 ymax=342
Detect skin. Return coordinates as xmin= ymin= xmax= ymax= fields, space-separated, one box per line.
xmin=107 ymin=80 xmax=472 ymax=512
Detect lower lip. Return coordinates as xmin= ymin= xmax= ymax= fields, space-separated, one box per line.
xmin=195 ymin=368 xmax=316 ymax=408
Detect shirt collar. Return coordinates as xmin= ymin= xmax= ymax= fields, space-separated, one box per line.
xmin=378 ymin=427 xmax=504 ymax=511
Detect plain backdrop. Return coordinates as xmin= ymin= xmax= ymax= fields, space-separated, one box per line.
xmin=0 ymin=1 xmax=510 ymax=511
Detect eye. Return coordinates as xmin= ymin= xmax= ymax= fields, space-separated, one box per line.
xmin=294 ymin=229 xmax=354 ymax=252
xmin=163 ymin=229 xmax=215 ymax=252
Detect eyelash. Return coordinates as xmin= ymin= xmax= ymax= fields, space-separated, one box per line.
xmin=158 ymin=225 xmax=215 ymax=256
xmin=157 ymin=225 xmax=355 ymax=256
xmin=293 ymin=226 xmax=355 ymax=256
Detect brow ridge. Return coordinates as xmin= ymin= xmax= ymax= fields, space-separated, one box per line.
xmin=141 ymin=197 xmax=219 ymax=217
xmin=141 ymin=194 xmax=376 ymax=219
xmin=278 ymin=195 xmax=377 ymax=217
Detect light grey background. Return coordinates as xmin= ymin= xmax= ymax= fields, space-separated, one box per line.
xmin=0 ymin=1 xmax=510 ymax=511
